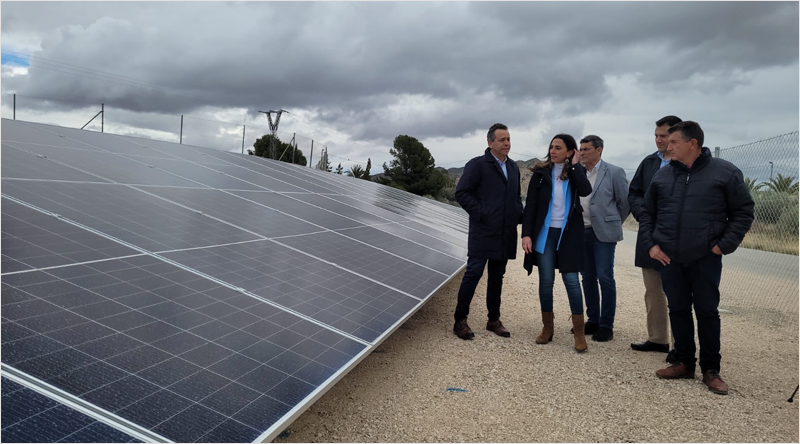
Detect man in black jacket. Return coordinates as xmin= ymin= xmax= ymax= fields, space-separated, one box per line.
xmin=452 ymin=123 xmax=523 ymax=340
xmin=639 ymin=121 xmax=754 ymax=395
xmin=629 ymin=115 xmax=682 ymax=360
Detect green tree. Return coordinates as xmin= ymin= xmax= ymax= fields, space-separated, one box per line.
xmin=346 ymin=164 xmax=366 ymax=178
xmin=744 ymin=177 xmax=764 ymax=194
xmin=364 ymin=158 xmax=372 ymax=179
xmin=763 ymin=174 xmax=798 ymax=194
xmin=380 ymin=135 xmax=448 ymax=197
xmin=248 ymin=134 xmax=307 ymax=166
xmin=335 ymin=163 xmax=344 ymax=175
xmin=345 ymin=158 xmax=372 ymax=180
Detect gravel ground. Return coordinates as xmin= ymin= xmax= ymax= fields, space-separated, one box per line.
xmin=273 ymin=233 xmax=799 ymax=443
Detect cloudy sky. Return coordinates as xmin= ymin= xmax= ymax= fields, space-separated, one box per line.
xmin=1 ymin=1 xmax=798 ymax=177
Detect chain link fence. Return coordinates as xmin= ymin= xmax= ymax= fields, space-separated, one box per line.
xmin=1 ymin=93 xmax=330 ymax=166
xmin=714 ymin=132 xmax=799 ymax=330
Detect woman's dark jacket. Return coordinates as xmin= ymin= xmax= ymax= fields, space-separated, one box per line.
xmin=638 ymin=147 xmax=755 ymax=265
xmin=455 ymin=148 xmax=524 ymax=261
xmin=522 ymin=162 xmax=592 ymax=275
xmin=628 ymin=152 xmax=665 ymax=269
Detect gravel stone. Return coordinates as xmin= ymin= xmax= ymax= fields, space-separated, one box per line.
xmin=273 ymin=235 xmax=799 ymax=442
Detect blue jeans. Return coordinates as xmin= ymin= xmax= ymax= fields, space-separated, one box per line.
xmin=580 ymin=227 xmax=618 ymax=329
xmin=536 ymin=227 xmax=583 ymax=314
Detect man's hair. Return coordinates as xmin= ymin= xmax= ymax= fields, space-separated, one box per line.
xmin=655 ymin=115 xmax=682 ymax=128
xmin=668 ymin=121 xmax=704 ymax=148
xmin=487 ymin=123 xmax=508 ymax=142
xmin=580 ymin=135 xmax=604 ymax=149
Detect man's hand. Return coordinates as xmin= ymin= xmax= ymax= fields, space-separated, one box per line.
xmin=712 ymin=245 xmax=723 ymax=255
xmin=649 ymin=245 xmax=671 ymax=266
xmin=522 ymin=236 xmax=533 ymax=254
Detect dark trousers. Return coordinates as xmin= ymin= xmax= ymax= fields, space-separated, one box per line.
xmin=453 ymin=256 xmax=507 ymax=322
xmin=581 ymin=227 xmax=618 ymax=329
xmin=660 ymin=253 xmax=723 ymax=373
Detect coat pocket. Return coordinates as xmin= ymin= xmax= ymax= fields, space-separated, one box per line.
xmin=604 ymin=215 xmax=621 ymax=222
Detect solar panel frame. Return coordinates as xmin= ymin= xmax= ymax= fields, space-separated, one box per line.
xmin=1 ymin=118 xmax=469 ymax=442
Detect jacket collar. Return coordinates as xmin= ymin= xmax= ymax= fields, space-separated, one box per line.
xmin=484 ymin=148 xmax=512 ymax=182
xmin=670 ymin=146 xmax=712 ymax=172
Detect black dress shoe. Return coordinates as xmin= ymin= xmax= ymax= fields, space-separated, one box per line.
xmin=453 ymin=320 xmax=474 ymax=340
xmin=666 ymin=349 xmax=679 ymax=363
xmin=630 ymin=340 xmax=669 ymax=353
xmin=592 ymin=327 xmax=613 ymax=342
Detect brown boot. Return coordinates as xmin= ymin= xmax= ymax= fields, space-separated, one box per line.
xmin=535 ymin=312 xmax=554 ymax=344
xmin=571 ymin=314 xmax=588 ymax=353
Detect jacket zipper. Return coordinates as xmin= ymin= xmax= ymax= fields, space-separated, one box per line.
xmin=674 ymin=172 xmax=691 ymax=256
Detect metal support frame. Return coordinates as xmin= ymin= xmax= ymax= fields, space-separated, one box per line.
xmin=259 ymin=109 xmax=289 ymax=159
xmin=180 ymin=115 xmax=183 ymax=144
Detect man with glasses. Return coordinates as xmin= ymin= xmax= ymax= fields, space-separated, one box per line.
xmin=577 ymin=135 xmax=629 ymax=341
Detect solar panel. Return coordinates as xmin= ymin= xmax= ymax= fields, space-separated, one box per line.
xmin=1 ymin=376 xmax=141 ymax=443
xmin=1 ymin=118 xmax=468 ymax=442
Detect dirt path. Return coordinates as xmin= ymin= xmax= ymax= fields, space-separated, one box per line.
xmin=273 ymin=233 xmax=799 ymax=443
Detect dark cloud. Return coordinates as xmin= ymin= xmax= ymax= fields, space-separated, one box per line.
xmin=1 ymin=1 xmax=797 ymax=148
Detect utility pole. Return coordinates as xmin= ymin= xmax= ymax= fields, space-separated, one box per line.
xmin=258 ymin=109 xmax=289 ymax=159
xmin=769 ymin=161 xmax=774 ymax=182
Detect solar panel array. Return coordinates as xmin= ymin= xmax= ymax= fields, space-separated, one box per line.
xmin=0 ymin=118 xmax=468 ymax=443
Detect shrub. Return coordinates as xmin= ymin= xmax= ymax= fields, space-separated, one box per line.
xmin=753 ymin=191 xmax=793 ymax=224
xmin=777 ymin=201 xmax=799 ymax=239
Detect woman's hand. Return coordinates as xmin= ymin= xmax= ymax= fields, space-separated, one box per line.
xmin=570 ymin=149 xmax=580 ymax=165
xmin=522 ymin=236 xmax=533 ymax=254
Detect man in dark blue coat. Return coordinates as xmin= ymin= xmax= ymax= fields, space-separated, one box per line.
xmin=639 ymin=121 xmax=754 ymax=395
xmin=452 ymin=123 xmax=523 ymax=340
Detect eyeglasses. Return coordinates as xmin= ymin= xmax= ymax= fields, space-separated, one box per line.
xmin=579 ymin=147 xmax=595 ymax=152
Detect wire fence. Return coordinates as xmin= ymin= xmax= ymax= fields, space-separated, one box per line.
xmin=0 ymin=93 xmax=332 ymax=168
xmin=713 ymin=132 xmax=799 ymax=330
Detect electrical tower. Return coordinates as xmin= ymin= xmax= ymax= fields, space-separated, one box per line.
xmin=259 ymin=109 xmax=289 ymax=159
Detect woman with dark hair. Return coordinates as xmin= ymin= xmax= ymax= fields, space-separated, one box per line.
xmin=522 ymin=134 xmax=592 ymax=352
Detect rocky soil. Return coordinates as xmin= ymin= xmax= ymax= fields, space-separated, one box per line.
xmin=273 ymin=233 xmax=799 ymax=443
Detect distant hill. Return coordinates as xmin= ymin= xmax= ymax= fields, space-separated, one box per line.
xmin=446 ymin=157 xmax=541 ymax=199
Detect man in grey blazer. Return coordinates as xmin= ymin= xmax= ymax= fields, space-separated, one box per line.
xmin=578 ymin=135 xmax=630 ymax=341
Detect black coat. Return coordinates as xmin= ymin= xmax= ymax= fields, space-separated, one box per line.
xmin=628 ymin=152 xmax=664 ymax=269
xmin=638 ymin=147 xmax=755 ymax=265
xmin=522 ymin=163 xmax=592 ymax=275
xmin=455 ymin=148 xmax=524 ymax=261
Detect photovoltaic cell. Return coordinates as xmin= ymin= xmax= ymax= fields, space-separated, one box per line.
xmin=162 ymin=240 xmax=420 ymax=342
xmin=278 ymin=231 xmax=448 ymax=296
xmin=1 ymin=143 xmax=108 ymax=183
xmin=334 ymin=226 xmax=466 ymax=275
xmin=1 ymin=255 xmax=366 ymax=443
xmin=1 ymin=377 xmax=141 ymax=443
xmin=1 ymin=180 xmax=260 ymax=251
xmin=228 ymin=190 xmax=366 ymax=230
xmin=187 ymin=163 xmax=310 ymax=193
xmin=288 ymin=192 xmax=397 ymax=226
xmin=2 ymin=198 xmax=139 ymax=272
xmin=361 ymin=222 xmax=468 ymax=260
xmin=184 ymin=147 xmax=352 ymax=195
xmin=138 ymin=186 xmax=322 ymax=239
xmin=122 ymin=156 xmax=266 ymax=191
xmin=114 ymin=135 xmax=232 ymax=165
xmin=1 ymin=120 xmax=107 ymax=153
